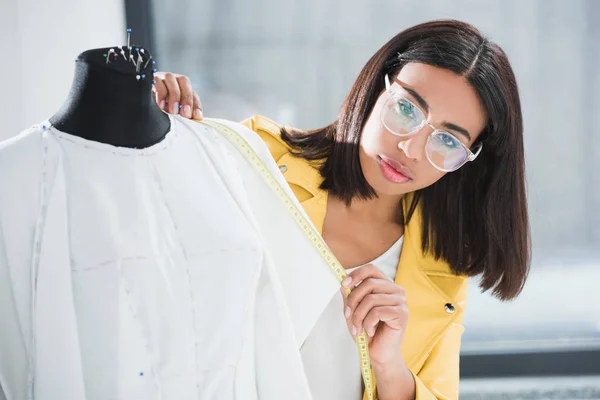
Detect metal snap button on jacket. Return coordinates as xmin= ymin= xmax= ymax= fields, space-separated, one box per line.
xmin=279 ymin=165 xmax=288 ymax=173
xmin=444 ymin=303 xmax=455 ymax=314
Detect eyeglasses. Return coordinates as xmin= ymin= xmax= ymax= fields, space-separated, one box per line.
xmin=381 ymin=74 xmax=483 ymax=172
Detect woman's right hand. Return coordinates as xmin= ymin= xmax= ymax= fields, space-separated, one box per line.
xmin=153 ymin=72 xmax=203 ymax=120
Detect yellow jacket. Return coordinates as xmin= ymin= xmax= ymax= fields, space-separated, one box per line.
xmin=241 ymin=115 xmax=469 ymax=400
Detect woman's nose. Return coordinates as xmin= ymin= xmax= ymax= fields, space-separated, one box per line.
xmin=397 ymin=129 xmax=429 ymax=161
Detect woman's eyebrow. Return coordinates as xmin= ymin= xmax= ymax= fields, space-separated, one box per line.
xmin=441 ymin=122 xmax=472 ymax=141
xmin=402 ymin=86 xmax=429 ymax=112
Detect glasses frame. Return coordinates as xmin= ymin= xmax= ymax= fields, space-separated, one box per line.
xmin=382 ymin=74 xmax=483 ymax=172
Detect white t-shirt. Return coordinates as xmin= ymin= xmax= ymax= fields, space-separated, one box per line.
xmin=300 ymin=235 xmax=404 ymax=400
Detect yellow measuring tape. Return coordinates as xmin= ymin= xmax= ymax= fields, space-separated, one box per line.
xmin=201 ymin=120 xmax=375 ymax=400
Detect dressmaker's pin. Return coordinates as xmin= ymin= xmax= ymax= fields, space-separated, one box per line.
xmin=120 ymin=47 xmax=127 ymax=61
xmin=138 ymin=48 xmax=146 ymax=66
xmin=135 ymin=48 xmax=141 ymax=72
xmin=105 ymin=48 xmax=115 ymax=64
xmin=143 ymin=55 xmax=153 ymax=69
xmin=127 ymin=28 xmax=132 ymax=53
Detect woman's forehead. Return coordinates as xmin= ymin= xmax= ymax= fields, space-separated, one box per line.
xmin=392 ymin=63 xmax=487 ymax=138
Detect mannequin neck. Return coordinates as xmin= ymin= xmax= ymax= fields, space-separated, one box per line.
xmin=49 ymin=47 xmax=170 ymax=148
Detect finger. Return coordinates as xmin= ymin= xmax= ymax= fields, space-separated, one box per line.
xmin=340 ymin=287 xmax=352 ymax=320
xmin=346 ymin=277 xmax=403 ymax=315
xmin=163 ymin=73 xmax=182 ymax=114
xmin=363 ymin=305 xmax=408 ymax=336
xmin=192 ymin=91 xmax=204 ymax=120
xmin=341 ymin=287 xmax=360 ymax=339
xmin=177 ymin=75 xmax=194 ymax=119
xmin=351 ymin=293 xmax=405 ymax=334
xmin=152 ymin=77 xmax=168 ymax=111
xmin=342 ymin=264 xmax=388 ymax=289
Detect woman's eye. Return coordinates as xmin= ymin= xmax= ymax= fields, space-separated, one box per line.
xmin=395 ymin=100 xmax=416 ymax=119
xmin=440 ymin=134 xmax=459 ymax=148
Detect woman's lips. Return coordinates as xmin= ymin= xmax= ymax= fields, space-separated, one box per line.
xmin=378 ymin=156 xmax=413 ymax=183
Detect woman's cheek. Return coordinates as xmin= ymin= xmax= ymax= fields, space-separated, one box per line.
xmin=412 ymin=167 xmax=446 ymax=189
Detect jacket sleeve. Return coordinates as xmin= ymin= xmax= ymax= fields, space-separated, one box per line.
xmin=410 ymin=318 xmax=465 ymax=400
xmin=371 ymin=314 xmax=465 ymax=400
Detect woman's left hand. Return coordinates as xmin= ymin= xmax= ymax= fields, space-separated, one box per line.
xmin=341 ymin=264 xmax=409 ymax=367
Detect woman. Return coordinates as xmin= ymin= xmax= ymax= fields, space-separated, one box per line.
xmin=154 ymin=19 xmax=530 ymax=400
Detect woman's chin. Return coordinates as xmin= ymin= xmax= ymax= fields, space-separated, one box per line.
xmin=368 ymin=176 xmax=415 ymax=199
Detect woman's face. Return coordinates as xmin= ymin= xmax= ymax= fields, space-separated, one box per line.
xmin=359 ymin=62 xmax=487 ymax=198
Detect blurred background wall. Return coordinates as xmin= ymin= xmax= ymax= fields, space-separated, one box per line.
xmin=0 ymin=0 xmax=125 ymax=138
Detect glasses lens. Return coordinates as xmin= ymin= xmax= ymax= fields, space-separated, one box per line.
xmin=426 ymin=132 xmax=468 ymax=171
xmin=381 ymin=96 xmax=425 ymax=136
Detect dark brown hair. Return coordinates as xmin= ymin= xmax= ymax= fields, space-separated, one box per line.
xmin=281 ymin=19 xmax=530 ymax=300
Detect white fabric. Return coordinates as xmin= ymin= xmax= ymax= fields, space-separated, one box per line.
xmin=0 ymin=115 xmax=340 ymax=400
xmin=301 ymin=236 xmax=403 ymax=400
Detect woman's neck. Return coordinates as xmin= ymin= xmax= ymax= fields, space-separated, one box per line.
xmin=49 ymin=47 xmax=170 ymax=148
xmin=329 ymin=192 xmax=404 ymax=226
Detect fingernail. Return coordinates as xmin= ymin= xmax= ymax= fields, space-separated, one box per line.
xmin=345 ymin=307 xmax=351 ymax=319
xmin=342 ymin=277 xmax=352 ymax=288
xmin=172 ymin=102 xmax=179 ymax=114
xmin=351 ymin=326 xmax=358 ymax=336
xmin=184 ymin=105 xmax=191 ymax=118
xmin=160 ymin=100 xmax=165 ymax=110
xmin=193 ymin=108 xmax=203 ymax=120
xmin=368 ymin=327 xmax=375 ymax=337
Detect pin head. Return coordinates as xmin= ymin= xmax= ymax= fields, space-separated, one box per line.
xmin=127 ymin=28 xmax=132 ymax=33
xmin=136 ymin=75 xmax=141 ymax=81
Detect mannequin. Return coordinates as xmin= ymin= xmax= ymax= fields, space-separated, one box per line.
xmin=49 ymin=46 xmax=170 ymax=148
xmin=0 ymin=42 xmax=329 ymax=399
